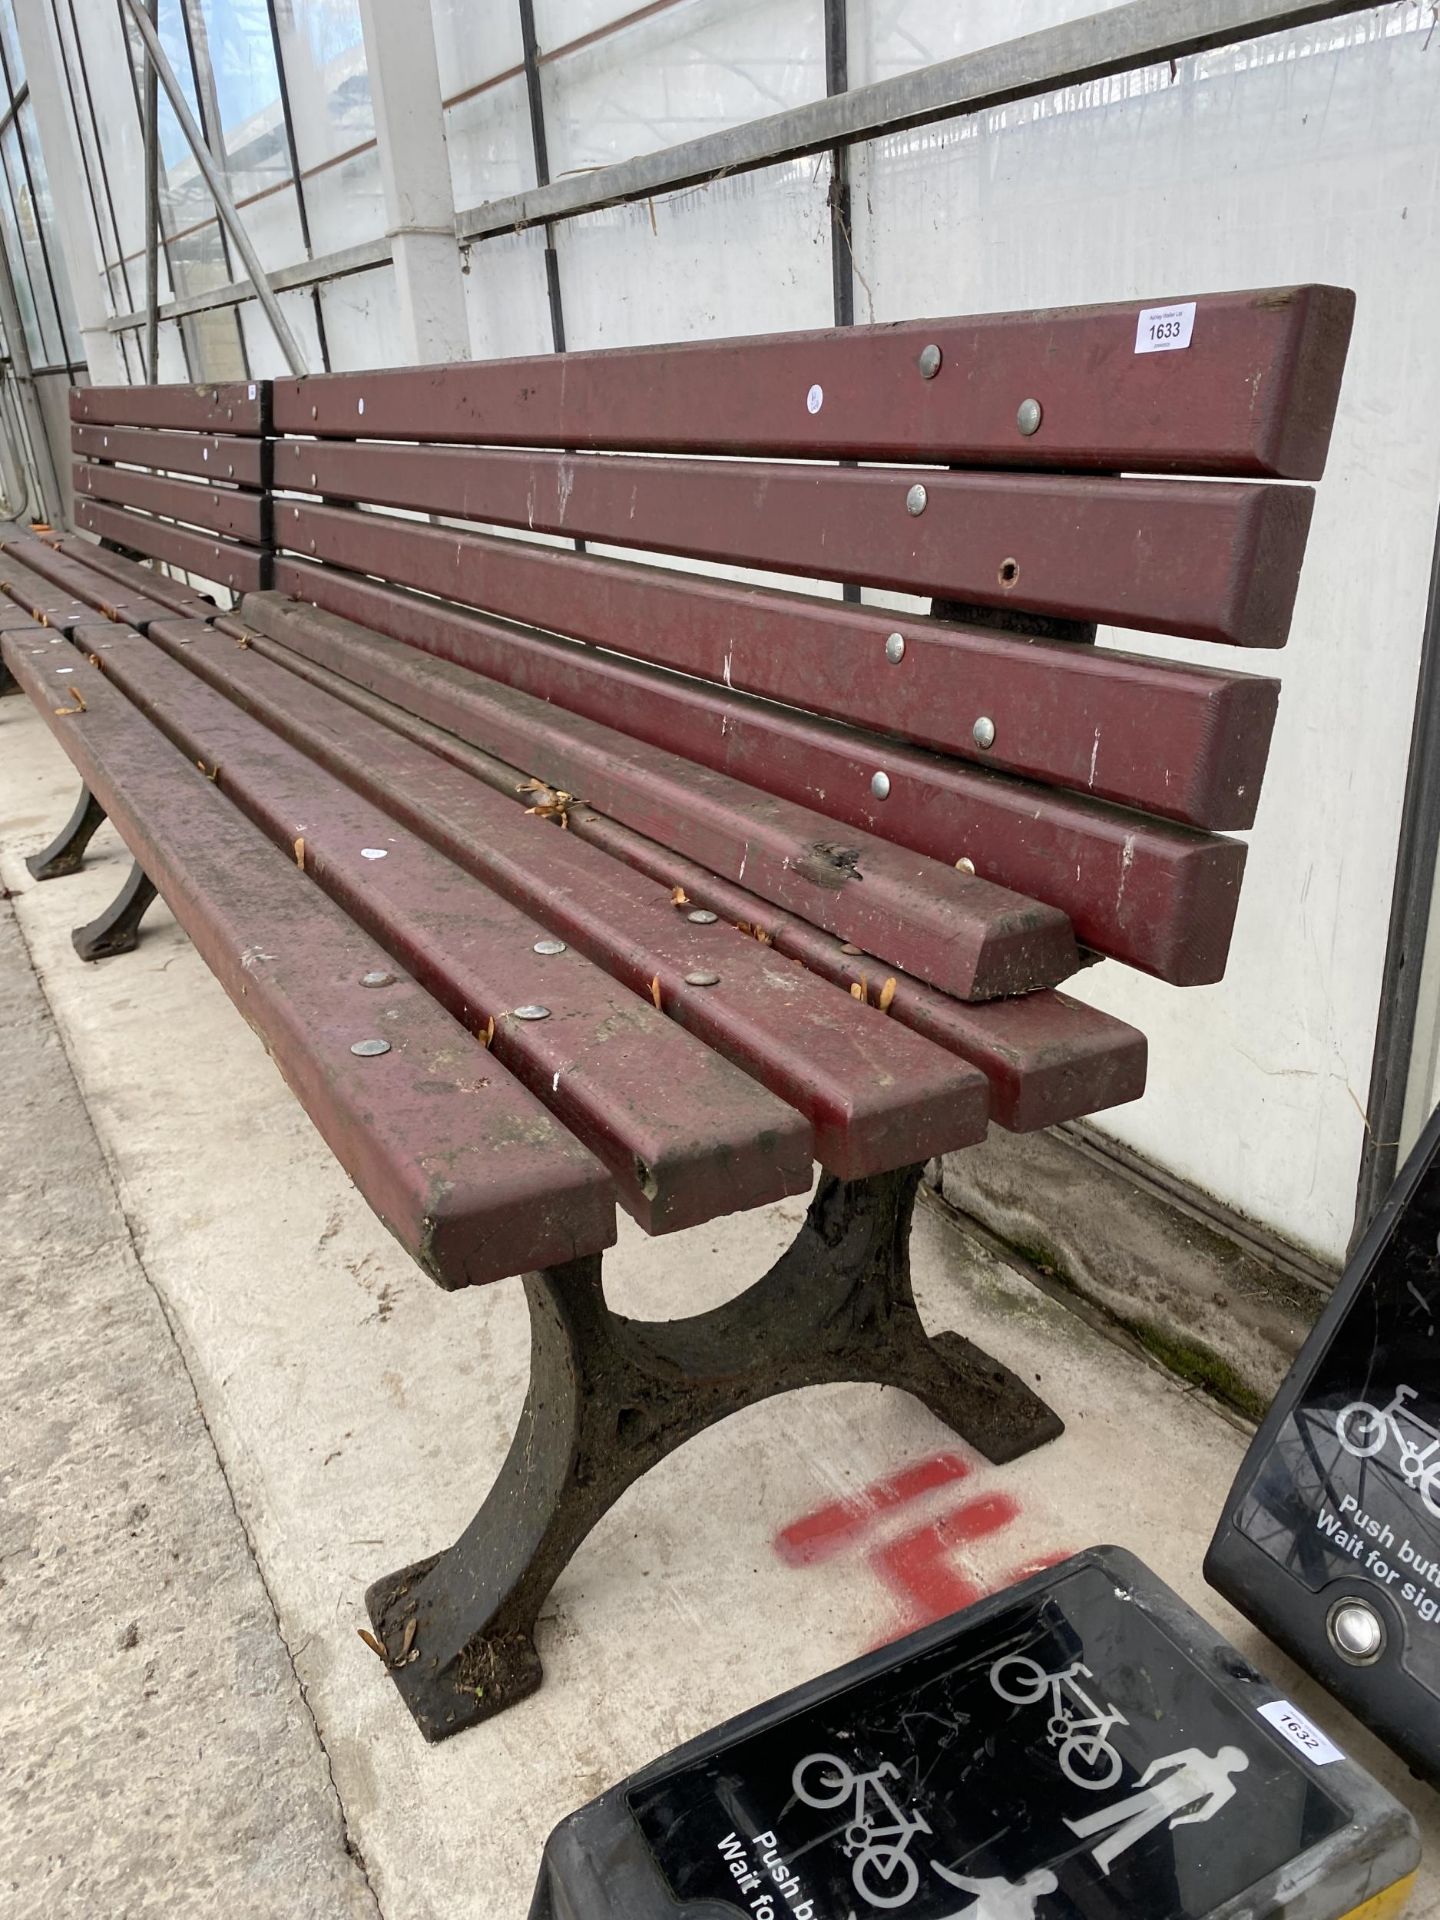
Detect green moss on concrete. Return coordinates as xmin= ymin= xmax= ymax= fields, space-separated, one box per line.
xmin=1120 ymin=1320 xmax=1269 ymax=1423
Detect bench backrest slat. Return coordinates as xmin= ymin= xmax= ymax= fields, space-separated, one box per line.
xmin=272 ymin=284 xmax=1352 ymax=479
xmin=73 ymin=380 xmax=266 ymax=435
xmin=72 ymin=497 xmax=265 ymax=594
xmin=72 ymin=422 xmax=264 ymax=489
xmin=280 ymin=500 xmax=1277 ymax=831
xmin=272 ymin=445 xmax=1309 ymax=649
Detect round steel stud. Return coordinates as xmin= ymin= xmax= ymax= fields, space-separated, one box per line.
xmin=512 ymin=1004 xmax=551 ymax=1021
xmin=870 ymin=771 xmax=891 ymax=800
xmin=1328 ymin=1598 xmax=1385 ymax=1665
xmin=533 ymin=938 xmax=567 ymax=955
xmin=972 ymin=715 xmax=997 ymax=750
xmin=905 ymin=483 xmax=928 ymax=517
xmin=350 ymin=1038 xmax=391 ymax=1057
xmin=917 ymin=343 xmax=942 ymax=380
xmin=885 ymin=632 xmax=906 ymax=664
xmin=687 ymin=909 xmax=718 ymax=925
xmin=955 ymin=857 xmax=976 ymax=875
xmin=1016 ymin=397 xmax=1043 ymax=436
xmin=685 ymin=971 xmax=720 ymax=987
xmin=359 ymin=970 xmax=395 ymax=988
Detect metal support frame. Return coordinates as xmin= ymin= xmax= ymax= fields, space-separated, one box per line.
xmin=26 ymin=784 xmax=108 ymax=879
xmin=141 ymin=0 xmax=157 ymax=381
xmin=365 ymin=1163 xmax=1062 ymax=1742
xmin=119 ymin=0 xmax=308 ymax=375
xmin=16 ymin=1 xmax=124 ymax=381
xmin=517 ymin=0 xmax=566 ymax=357
xmin=72 ymin=858 xmax=157 ymax=960
xmin=355 ymin=0 xmax=468 ymax=363
xmin=0 ymin=218 xmax=64 ymax=526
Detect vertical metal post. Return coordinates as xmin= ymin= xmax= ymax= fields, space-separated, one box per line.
xmin=518 ymin=0 xmax=566 ymax=354
xmin=142 ymin=0 xmax=159 ymax=381
xmin=261 ymin=0 xmax=331 ymax=369
xmin=120 ymin=0 xmax=308 ymax=375
xmin=0 ymin=220 xmax=64 ymax=523
xmin=1354 ymin=494 xmax=1440 ymax=1238
xmin=825 ymin=0 xmax=860 ymax=604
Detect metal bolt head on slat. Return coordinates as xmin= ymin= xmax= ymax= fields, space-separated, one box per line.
xmin=917 ymin=344 xmax=942 ymax=379
xmin=871 ymin=771 xmax=891 ymax=800
xmin=687 ymin=909 xmax=718 ymax=925
xmin=512 ymin=1004 xmax=551 ymax=1021
xmin=351 ymin=1038 xmax=391 ymax=1057
xmin=359 ymin=969 xmax=395 ymax=989
xmin=685 ymin=971 xmax=720 ymax=987
xmin=905 ymin=484 xmax=928 ymax=517
xmin=884 ymin=632 xmax=905 ymax=664
xmin=533 ymin=938 xmax=567 ymax=955
xmin=1017 ymin=397 xmax=1043 ymax=436
xmin=972 ymin=716 xmax=996 ymax=750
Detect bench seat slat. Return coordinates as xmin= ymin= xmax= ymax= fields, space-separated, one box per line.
xmin=2 ymin=635 xmax=617 ymax=1284
xmin=280 ymin=502 xmax=1278 ymax=830
xmin=73 ymin=497 xmax=265 ymax=593
xmin=1 ymin=538 xmax=173 ymax=633
xmin=144 ymin=620 xmax=992 ymax=1177
xmin=264 ymin=565 xmax=1242 ymax=986
xmin=218 ymin=614 xmax=1145 ymax=1132
xmin=271 ymin=284 xmax=1353 ymax=479
xmin=72 ymin=381 xmax=266 ymax=435
xmin=75 ymin=461 xmax=265 ymax=546
xmin=80 ymin=625 xmax=815 ymax=1233
xmin=0 ymin=551 xmax=114 ymax=635
xmin=51 ymin=534 xmax=219 ymax=621
xmin=241 ymin=588 xmax=1080 ymax=1003
xmin=71 ymin=422 xmax=264 ymax=488
xmin=274 ymin=444 xmax=1310 ymax=650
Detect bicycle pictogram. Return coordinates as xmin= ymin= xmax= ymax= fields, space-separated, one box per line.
xmin=792 ymin=1751 xmax=933 ymax=1909
xmin=988 ymin=1653 xmax=1129 ymax=1789
xmin=1335 ymin=1381 xmax=1440 ymax=1517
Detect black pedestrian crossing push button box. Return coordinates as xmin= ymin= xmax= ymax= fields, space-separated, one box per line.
xmin=528 ymin=1547 xmax=1416 ymax=1920
xmin=1208 ymin=1100 xmax=1440 ymax=1783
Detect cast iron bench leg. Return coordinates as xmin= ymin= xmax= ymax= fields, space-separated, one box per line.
xmin=26 ymin=785 xmax=108 ymax=880
xmin=72 ymin=860 xmax=158 ymax=961
xmin=0 ymin=654 xmax=15 ymax=695
xmin=366 ymin=1163 xmax=1063 ymax=1742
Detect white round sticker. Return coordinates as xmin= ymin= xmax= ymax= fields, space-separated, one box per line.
xmin=806 ymin=383 xmax=823 ymax=415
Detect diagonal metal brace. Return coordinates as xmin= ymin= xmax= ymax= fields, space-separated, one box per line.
xmin=366 ymin=1163 xmax=1062 ymax=1742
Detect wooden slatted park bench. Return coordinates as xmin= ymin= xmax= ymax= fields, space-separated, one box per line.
xmin=0 ymin=283 xmax=1353 ymax=1743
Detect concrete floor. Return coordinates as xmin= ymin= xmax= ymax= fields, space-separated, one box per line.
xmin=2 ymin=686 xmax=1438 ymax=1919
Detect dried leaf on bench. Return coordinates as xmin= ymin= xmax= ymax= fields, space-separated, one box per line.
xmin=518 ymin=777 xmax=574 ymax=830
xmin=399 ymin=1616 xmax=417 ymax=1661
xmin=878 ymin=977 xmax=897 ymax=1012
xmin=649 ymin=974 xmax=662 ymax=1010
xmin=52 ymin=686 xmax=87 ymax=716
xmin=293 ymin=836 xmax=306 ymax=871
xmin=850 ymin=979 xmax=867 ymax=1004
xmin=670 ymin=886 xmax=689 ymax=906
xmin=478 ymin=1014 xmax=495 ymax=1049
xmin=357 ymin=1627 xmax=389 ymax=1663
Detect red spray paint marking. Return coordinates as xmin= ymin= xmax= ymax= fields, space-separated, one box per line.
xmin=774 ymin=1451 xmax=973 ymax=1567
xmin=775 ymin=1450 xmax=1070 ymax=1640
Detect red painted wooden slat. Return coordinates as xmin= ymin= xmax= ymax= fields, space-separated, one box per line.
xmin=72 ymin=380 xmax=266 ymax=435
xmin=71 ymin=422 xmax=264 ymax=487
xmin=217 ymin=609 xmax=1145 ymax=1130
xmin=84 ymin=625 xmax=815 ymax=1233
xmin=73 ymin=496 xmax=264 ymax=593
xmin=272 ymin=442 xmax=1310 ymax=648
xmin=263 ymin=564 xmax=1241 ymax=985
xmin=271 ymin=284 xmax=1354 ymax=479
xmin=74 ymin=460 xmax=264 ymax=544
xmin=245 ymin=584 xmax=1081 ymax=1003
xmin=0 ymin=550 xmax=108 ymax=634
xmin=2 ymin=635 xmax=616 ymax=1284
xmin=144 ymin=620 xmax=992 ymax=1176
xmin=51 ymin=535 xmax=219 ymax=621
xmin=281 ymin=501 xmax=1277 ymax=828
xmin=1 ymin=537 xmax=172 ymax=632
